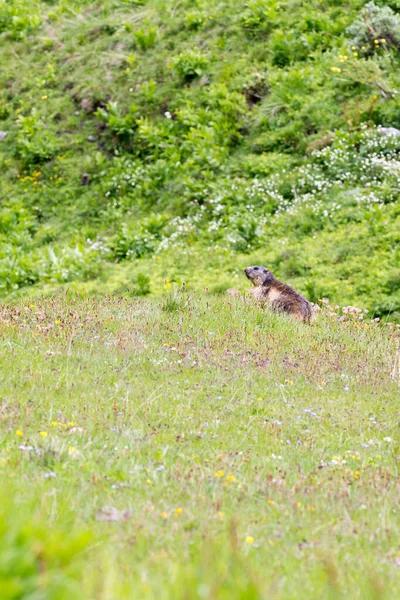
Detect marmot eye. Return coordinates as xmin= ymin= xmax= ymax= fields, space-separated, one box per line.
xmin=254 ymin=267 xmax=259 ymax=271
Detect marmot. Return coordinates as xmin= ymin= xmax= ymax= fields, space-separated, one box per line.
xmin=244 ymin=266 xmax=313 ymax=323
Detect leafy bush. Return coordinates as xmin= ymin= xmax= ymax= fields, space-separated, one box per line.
xmin=15 ymin=112 xmax=58 ymax=165
xmin=0 ymin=0 xmax=41 ymax=37
xmin=95 ymin=102 xmax=138 ymax=142
xmin=241 ymin=0 xmax=278 ymax=36
xmin=172 ymin=50 xmax=209 ymax=82
xmin=133 ymin=26 xmax=158 ymax=50
xmin=111 ymin=223 xmax=156 ymax=260
xmin=347 ymin=1 xmax=400 ymax=54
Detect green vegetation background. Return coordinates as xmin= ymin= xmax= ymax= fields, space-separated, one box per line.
xmin=1 ymin=0 xmax=400 ymax=316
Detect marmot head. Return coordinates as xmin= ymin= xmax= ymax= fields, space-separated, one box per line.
xmin=244 ymin=266 xmax=274 ymax=287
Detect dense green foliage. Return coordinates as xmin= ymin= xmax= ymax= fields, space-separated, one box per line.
xmin=1 ymin=294 xmax=400 ymax=598
xmin=1 ymin=0 xmax=400 ymax=316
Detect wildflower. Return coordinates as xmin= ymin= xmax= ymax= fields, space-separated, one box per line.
xmin=68 ymin=446 xmax=77 ymax=455
xmin=361 ymin=46 xmax=366 ymax=51
xmin=40 ymin=431 xmax=48 ymax=438
xmin=55 ymin=320 xmax=61 ymax=325
xmin=160 ymin=511 xmax=168 ymax=519
xmin=351 ymin=45 xmax=356 ymax=50
xmin=175 ymin=507 xmax=183 ymax=515
xmin=267 ymin=499 xmax=275 ymax=505
xmin=353 ymin=52 xmax=358 ymax=57
xmin=226 ymin=475 xmax=235 ymax=483
xmin=146 ymin=479 xmax=152 ymax=485
xmin=218 ymin=511 xmax=224 ymax=518
xmin=246 ymin=536 xmax=255 ymax=544
xmin=354 ymin=471 xmax=360 ymax=479
xmin=374 ymin=39 xmax=379 ymax=45
xmin=41 ymin=95 xmax=48 ymax=100
xmin=297 ymin=502 xmax=302 ymax=508
xmin=215 ymin=470 xmax=224 ymax=477
xmin=16 ymin=430 xmax=23 ymax=437
xmin=381 ymin=38 xmax=386 ymax=43
xmin=331 ymin=67 xmax=341 ymax=73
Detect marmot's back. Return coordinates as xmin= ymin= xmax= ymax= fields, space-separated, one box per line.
xmin=244 ymin=266 xmax=313 ymax=323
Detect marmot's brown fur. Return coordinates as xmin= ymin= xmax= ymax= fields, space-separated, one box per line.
xmin=244 ymin=266 xmax=313 ymax=323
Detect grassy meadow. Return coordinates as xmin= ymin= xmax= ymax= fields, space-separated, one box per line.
xmin=1 ymin=0 xmax=400 ymax=596
xmin=1 ymin=292 xmax=400 ymax=598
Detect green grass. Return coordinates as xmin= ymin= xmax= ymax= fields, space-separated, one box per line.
xmin=1 ymin=292 xmax=400 ymax=598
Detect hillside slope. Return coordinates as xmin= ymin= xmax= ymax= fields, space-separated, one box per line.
xmin=1 ymin=0 xmax=400 ymax=316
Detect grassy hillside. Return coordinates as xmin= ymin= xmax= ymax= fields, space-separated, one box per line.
xmin=1 ymin=0 xmax=400 ymax=316
xmin=0 ymin=294 xmax=399 ymax=598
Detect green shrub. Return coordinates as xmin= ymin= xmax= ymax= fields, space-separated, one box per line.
xmin=95 ymin=102 xmax=138 ymax=142
xmin=172 ymin=50 xmax=209 ymax=82
xmin=133 ymin=26 xmax=158 ymax=50
xmin=0 ymin=0 xmax=41 ymax=37
xmin=15 ymin=112 xmax=58 ymax=165
xmin=185 ymin=11 xmax=206 ymax=30
xmin=112 ymin=224 xmax=156 ymax=260
xmin=347 ymin=1 xmax=400 ymax=54
xmin=240 ymin=0 xmax=278 ymax=36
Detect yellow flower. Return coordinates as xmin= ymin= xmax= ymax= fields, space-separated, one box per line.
xmin=226 ymin=475 xmax=235 ymax=483
xmin=41 ymin=95 xmax=48 ymax=100
xmin=331 ymin=67 xmax=342 ymax=73
xmin=361 ymin=46 xmax=366 ymax=51
xmin=68 ymin=446 xmax=76 ymax=454
xmin=146 ymin=479 xmax=152 ymax=485
xmin=353 ymin=52 xmax=358 ymax=57
xmin=160 ymin=511 xmax=168 ymax=519
xmin=374 ymin=39 xmax=379 ymax=44
xmin=246 ymin=536 xmax=255 ymax=544
xmin=381 ymin=38 xmax=386 ymax=43
xmin=51 ymin=421 xmax=57 ymax=426
xmin=55 ymin=320 xmax=61 ymax=325
xmin=354 ymin=471 xmax=360 ymax=479
xmin=16 ymin=430 xmax=23 ymax=437
xmin=40 ymin=431 xmax=48 ymax=438
xmin=175 ymin=507 xmax=183 ymax=515
xmin=215 ymin=470 xmax=224 ymax=477
xmin=297 ymin=502 xmax=302 ymax=508
xmin=29 ymin=304 xmax=34 ymax=309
